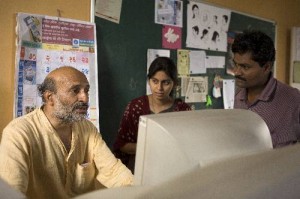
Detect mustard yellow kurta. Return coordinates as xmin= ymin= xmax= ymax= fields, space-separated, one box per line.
xmin=0 ymin=108 xmax=133 ymax=199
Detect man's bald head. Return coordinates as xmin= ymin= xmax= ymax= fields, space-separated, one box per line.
xmin=38 ymin=66 xmax=88 ymax=102
xmin=48 ymin=66 xmax=86 ymax=80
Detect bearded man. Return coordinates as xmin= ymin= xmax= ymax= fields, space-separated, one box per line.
xmin=0 ymin=66 xmax=133 ymax=199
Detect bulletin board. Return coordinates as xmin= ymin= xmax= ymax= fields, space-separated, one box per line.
xmin=95 ymin=0 xmax=276 ymax=147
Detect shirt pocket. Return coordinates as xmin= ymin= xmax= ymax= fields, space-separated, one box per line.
xmin=73 ymin=162 xmax=96 ymax=194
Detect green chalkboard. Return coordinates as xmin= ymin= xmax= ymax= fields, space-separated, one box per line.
xmin=95 ymin=0 xmax=276 ymax=148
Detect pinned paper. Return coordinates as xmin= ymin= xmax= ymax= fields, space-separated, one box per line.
xmin=189 ymin=50 xmax=206 ymax=74
xmin=184 ymin=76 xmax=208 ymax=103
xmin=177 ymin=49 xmax=190 ymax=77
xmin=163 ymin=25 xmax=182 ymax=49
xmin=223 ymin=79 xmax=235 ymax=109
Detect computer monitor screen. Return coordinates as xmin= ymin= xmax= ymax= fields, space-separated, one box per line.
xmin=134 ymin=109 xmax=273 ymax=186
xmin=75 ymin=144 xmax=300 ymax=199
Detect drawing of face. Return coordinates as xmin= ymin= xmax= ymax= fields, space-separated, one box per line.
xmin=192 ymin=5 xmax=199 ymax=18
xmin=203 ymin=14 xmax=208 ymax=22
xmin=192 ymin=26 xmax=199 ymax=36
xmin=213 ymin=15 xmax=218 ymax=24
xmin=212 ymin=31 xmax=220 ymax=42
xmin=222 ymin=15 xmax=228 ymax=26
xmin=201 ymin=29 xmax=209 ymax=41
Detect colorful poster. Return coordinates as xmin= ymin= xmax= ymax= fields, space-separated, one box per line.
xmin=15 ymin=13 xmax=99 ymax=129
xmin=162 ymin=25 xmax=182 ymax=49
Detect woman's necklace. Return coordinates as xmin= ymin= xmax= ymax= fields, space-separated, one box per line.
xmin=150 ymin=95 xmax=173 ymax=114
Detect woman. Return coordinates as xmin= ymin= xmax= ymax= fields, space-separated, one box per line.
xmin=113 ymin=57 xmax=191 ymax=173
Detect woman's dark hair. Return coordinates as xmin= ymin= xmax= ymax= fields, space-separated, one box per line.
xmin=148 ymin=57 xmax=178 ymax=84
xmin=147 ymin=57 xmax=178 ymax=96
xmin=37 ymin=77 xmax=57 ymax=102
xmin=231 ymin=30 xmax=275 ymax=67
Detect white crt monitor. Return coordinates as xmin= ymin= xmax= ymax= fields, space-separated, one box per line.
xmin=134 ymin=109 xmax=273 ymax=186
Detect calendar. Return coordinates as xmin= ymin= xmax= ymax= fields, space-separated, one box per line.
xmin=15 ymin=13 xmax=99 ymax=129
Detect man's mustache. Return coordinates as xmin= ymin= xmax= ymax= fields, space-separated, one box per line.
xmin=234 ymin=75 xmax=246 ymax=81
xmin=73 ymin=102 xmax=89 ymax=109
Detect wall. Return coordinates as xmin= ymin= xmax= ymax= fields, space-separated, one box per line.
xmin=0 ymin=0 xmax=90 ymax=133
xmin=0 ymin=0 xmax=300 ymax=136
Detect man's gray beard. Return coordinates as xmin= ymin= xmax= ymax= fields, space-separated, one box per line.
xmin=53 ymin=99 xmax=87 ymax=124
xmin=54 ymin=110 xmax=86 ymax=124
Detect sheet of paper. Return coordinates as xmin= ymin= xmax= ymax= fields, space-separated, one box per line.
xmin=205 ymin=55 xmax=225 ymax=68
xmin=189 ymin=50 xmax=206 ymax=74
xmin=186 ymin=2 xmax=231 ymax=52
xmin=177 ymin=49 xmax=190 ymax=77
xmin=185 ymin=76 xmax=208 ymax=103
xmin=155 ymin=0 xmax=183 ymax=27
xmin=95 ymin=0 xmax=122 ymax=24
xmin=223 ymin=79 xmax=235 ymax=109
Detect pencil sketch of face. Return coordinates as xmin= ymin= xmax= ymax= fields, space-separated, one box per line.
xmin=222 ymin=15 xmax=228 ymax=26
xmin=192 ymin=4 xmax=199 ymax=19
xmin=213 ymin=15 xmax=218 ymax=24
xmin=203 ymin=14 xmax=208 ymax=23
xmin=200 ymin=10 xmax=211 ymax=26
xmin=201 ymin=29 xmax=209 ymax=41
xmin=212 ymin=31 xmax=219 ymax=42
xmin=192 ymin=26 xmax=199 ymax=37
xmin=221 ymin=15 xmax=229 ymax=31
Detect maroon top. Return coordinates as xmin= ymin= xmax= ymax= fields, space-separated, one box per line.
xmin=234 ymin=75 xmax=300 ymax=148
xmin=113 ymin=95 xmax=191 ymax=172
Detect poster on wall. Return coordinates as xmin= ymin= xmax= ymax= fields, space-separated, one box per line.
xmin=15 ymin=12 xmax=99 ymax=129
xmin=155 ymin=0 xmax=183 ymax=27
xmin=186 ymin=1 xmax=231 ymax=52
